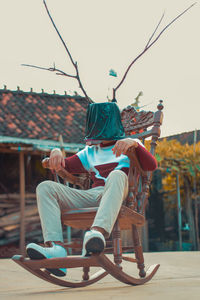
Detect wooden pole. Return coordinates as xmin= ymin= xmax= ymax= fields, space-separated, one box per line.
xmin=19 ymin=151 xmax=26 ymax=255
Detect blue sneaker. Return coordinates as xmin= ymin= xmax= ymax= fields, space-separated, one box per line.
xmin=82 ymin=230 xmax=106 ymax=257
xmin=26 ymin=242 xmax=67 ymax=277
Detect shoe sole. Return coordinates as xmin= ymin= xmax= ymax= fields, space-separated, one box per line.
xmin=26 ymin=248 xmax=66 ymax=277
xmin=85 ymin=237 xmax=105 ymax=256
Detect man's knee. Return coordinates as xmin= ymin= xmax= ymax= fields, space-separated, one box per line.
xmin=36 ymin=180 xmax=53 ymax=197
xmin=107 ymin=170 xmax=128 ymax=182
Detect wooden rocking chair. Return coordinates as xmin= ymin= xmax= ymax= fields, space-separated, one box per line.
xmin=12 ymin=100 xmax=164 ymax=287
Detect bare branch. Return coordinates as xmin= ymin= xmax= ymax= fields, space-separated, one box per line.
xmin=112 ymin=2 xmax=197 ymax=101
xmin=21 ymin=63 xmax=76 ymax=78
xmin=74 ymin=62 xmax=90 ymax=99
xmin=40 ymin=0 xmax=92 ymax=102
xmin=148 ymin=3 xmax=197 ymax=49
xmin=145 ymin=11 xmax=165 ymax=49
xmin=43 ymin=0 xmax=75 ymax=67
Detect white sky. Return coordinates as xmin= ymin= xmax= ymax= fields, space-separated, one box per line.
xmin=0 ymin=0 xmax=199 ymax=138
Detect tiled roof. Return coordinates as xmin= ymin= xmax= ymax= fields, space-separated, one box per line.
xmin=0 ymin=89 xmax=89 ymax=144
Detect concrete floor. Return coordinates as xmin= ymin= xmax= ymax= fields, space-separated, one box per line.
xmin=0 ymin=251 xmax=200 ymax=300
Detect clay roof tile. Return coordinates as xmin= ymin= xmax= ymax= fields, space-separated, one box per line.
xmin=0 ymin=89 xmax=89 ymax=144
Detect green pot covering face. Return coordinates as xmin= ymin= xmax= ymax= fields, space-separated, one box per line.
xmin=85 ymin=102 xmax=125 ymax=142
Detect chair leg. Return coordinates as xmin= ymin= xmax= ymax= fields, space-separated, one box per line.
xmin=132 ymin=224 xmax=146 ymax=278
xmin=112 ymin=219 xmax=122 ymax=269
xmin=82 ymin=266 xmax=90 ymax=281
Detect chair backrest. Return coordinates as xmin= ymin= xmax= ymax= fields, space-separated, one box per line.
xmin=121 ymin=100 xmax=164 ymax=155
xmin=121 ymin=100 xmax=164 ymax=215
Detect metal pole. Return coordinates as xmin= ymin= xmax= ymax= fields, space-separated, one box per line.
xmin=194 ymin=176 xmax=199 ymax=250
xmin=176 ymin=173 xmax=182 ymax=251
xmin=193 ymin=129 xmax=199 ymax=250
xmin=67 ymin=226 xmax=72 ymax=255
xmin=19 ymin=151 xmax=26 ymax=255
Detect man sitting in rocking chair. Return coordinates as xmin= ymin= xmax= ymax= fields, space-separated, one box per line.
xmin=26 ymin=102 xmax=157 ymax=277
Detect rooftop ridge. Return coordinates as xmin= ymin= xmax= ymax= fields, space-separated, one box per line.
xmin=0 ymin=87 xmax=87 ymax=100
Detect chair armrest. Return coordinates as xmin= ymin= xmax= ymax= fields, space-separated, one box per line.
xmin=125 ymin=147 xmax=147 ymax=210
xmin=126 ymin=147 xmax=146 ymax=177
xmin=42 ymin=157 xmax=89 ymax=189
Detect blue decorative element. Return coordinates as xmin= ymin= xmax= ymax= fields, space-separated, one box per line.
xmin=109 ymin=69 xmax=117 ymax=77
xmin=182 ymin=223 xmax=190 ymax=231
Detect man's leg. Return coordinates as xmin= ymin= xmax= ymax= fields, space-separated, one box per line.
xmin=92 ymin=170 xmax=128 ymax=235
xmin=82 ymin=170 xmax=128 ymax=255
xmin=36 ymin=180 xmax=103 ymax=243
xmin=26 ymin=180 xmax=103 ymax=275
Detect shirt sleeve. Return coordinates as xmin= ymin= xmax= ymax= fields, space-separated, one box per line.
xmin=64 ymin=154 xmax=88 ymax=174
xmin=135 ymin=143 xmax=157 ymax=171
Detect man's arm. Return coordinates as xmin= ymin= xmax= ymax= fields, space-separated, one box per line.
xmin=49 ymin=148 xmax=87 ymax=174
xmin=49 ymin=148 xmax=65 ymax=172
xmin=135 ymin=144 xmax=157 ymax=171
xmin=64 ymin=155 xmax=88 ymax=174
xmin=112 ymin=138 xmax=157 ymax=171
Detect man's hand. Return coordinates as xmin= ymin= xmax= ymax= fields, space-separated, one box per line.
xmin=49 ymin=148 xmax=65 ymax=172
xmin=112 ymin=138 xmax=138 ymax=157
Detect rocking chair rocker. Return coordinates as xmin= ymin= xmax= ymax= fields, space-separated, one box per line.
xmin=12 ymin=100 xmax=164 ymax=288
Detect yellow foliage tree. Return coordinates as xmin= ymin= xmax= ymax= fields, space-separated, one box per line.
xmin=145 ymin=138 xmax=200 ymax=249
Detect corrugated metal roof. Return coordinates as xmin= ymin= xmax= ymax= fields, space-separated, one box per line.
xmin=0 ymin=135 xmax=85 ymax=153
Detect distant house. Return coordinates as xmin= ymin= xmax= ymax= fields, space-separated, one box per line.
xmin=0 ymin=88 xmax=89 ymax=256
xmin=0 ymin=87 xmax=89 ymax=192
xmin=163 ymin=130 xmax=200 ymax=145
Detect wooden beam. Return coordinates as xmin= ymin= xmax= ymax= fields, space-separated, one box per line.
xmin=19 ymin=151 xmax=26 ymax=255
xmin=0 ymin=193 xmax=36 ymax=200
xmin=0 ymin=147 xmax=49 ymax=155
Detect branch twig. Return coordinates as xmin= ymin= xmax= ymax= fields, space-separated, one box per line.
xmin=112 ymin=2 xmax=197 ymax=101
xmin=145 ymin=11 xmax=165 ymax=49
xmin=21 ymin=63 xmax=76 ymax=78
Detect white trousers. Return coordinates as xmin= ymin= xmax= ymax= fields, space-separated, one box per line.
xmin=36 ymin=170 xmax=128 ymax=243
